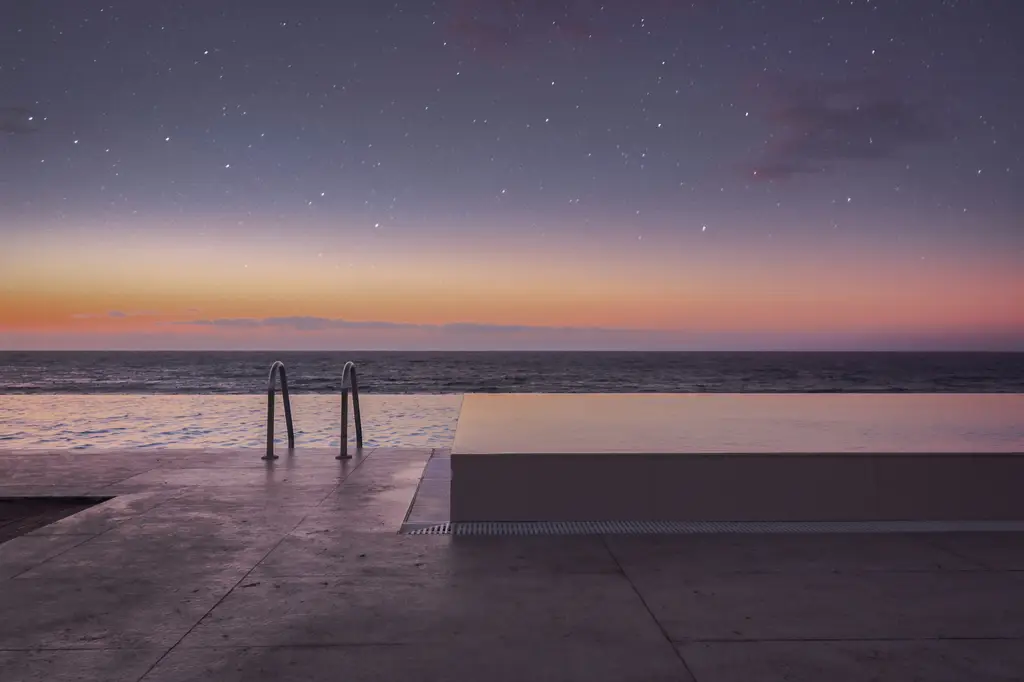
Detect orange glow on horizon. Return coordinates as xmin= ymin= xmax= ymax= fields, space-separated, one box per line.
xmin=3 ymin=220 xmax=1023 ymax=348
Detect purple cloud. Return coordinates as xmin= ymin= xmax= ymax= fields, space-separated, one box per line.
xmin=174 ymin=316 xmax=611 ymax=334
xmin=749 ymin=79 xmax=942 ymax=180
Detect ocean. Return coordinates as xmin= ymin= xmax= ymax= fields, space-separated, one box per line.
xmin=3 ymin=351 xmax=1022 ymax=394
xmin=2 ymin=352 xmax=1021 ymax=450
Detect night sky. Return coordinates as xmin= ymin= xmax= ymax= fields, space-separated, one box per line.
xmin=1 ymin=0 xmax=1022 ymax=350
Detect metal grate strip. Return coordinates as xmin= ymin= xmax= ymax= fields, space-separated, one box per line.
xmin=402 ymin=520 xmax=1024 ymax=536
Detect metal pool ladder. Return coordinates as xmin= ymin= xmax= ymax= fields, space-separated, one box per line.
xmin=263 ymin=360 xmax=363 ymax=460
xmin=337 ymin=361 xmax=364 ymax=460
xmin=264 ymin=361 xmax=295 ymax=460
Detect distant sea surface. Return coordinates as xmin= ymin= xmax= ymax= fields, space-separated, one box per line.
xmin=2 ymin=351 xmax=1023 ymax=394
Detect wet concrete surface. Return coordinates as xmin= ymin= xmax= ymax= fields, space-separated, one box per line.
xmin=1 ymin=446 xmax=1023 ymax=681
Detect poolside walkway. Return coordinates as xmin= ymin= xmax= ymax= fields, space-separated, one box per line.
xmin=1 ymin=447 xmax=1023 ymax=681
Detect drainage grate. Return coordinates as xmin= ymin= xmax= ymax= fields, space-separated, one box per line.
xmin=402 ymin=520 xmax=1024 ymax=536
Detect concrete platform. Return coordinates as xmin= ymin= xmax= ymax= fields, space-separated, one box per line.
xmin=451 ymin=394 xmax=1024 ymax=522
xmin=2 ymin=446 xmax=1024 ymax=681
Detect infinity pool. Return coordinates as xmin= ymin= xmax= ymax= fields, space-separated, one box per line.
xmin=4 ymin=393 xmax=1022 ymax=453
xmin=0 ymin=394 xmax=463 ymax=450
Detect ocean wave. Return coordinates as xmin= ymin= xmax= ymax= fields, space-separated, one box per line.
xmin=1 ymin=351 xmax=1022 ymax=394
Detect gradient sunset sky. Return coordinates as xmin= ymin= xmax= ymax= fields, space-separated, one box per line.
xmin=1 ymin=0 xmax=1021 ymax=350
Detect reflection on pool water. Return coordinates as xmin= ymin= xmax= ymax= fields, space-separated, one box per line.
xmin=0 ymin=394 xmax=463 ymax=450
xmin=452 ymin=394 xmax=1024 ymax=454
xmin=3 ymin=393 xmax=1022 ymax=453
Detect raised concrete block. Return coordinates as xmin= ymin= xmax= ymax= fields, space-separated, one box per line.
xmin=450 ymin=394 xmax=1024 ymax=522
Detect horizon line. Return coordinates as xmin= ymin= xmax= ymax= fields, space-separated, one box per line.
xmin=2 ymin=348 xmax=1021 ymax=353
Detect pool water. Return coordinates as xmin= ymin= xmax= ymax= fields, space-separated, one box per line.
xmin=0 ymin=394 xmax=463 ymax=450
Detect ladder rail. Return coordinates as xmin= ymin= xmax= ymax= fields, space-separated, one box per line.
xmin=337 ymin=361 xmax=364 ymax=459
xmin=263 ymin=361 xmax=295 ymax=460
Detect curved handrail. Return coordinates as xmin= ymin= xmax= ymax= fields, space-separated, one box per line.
xmin=337 ymin=361 xmax=364 ymax=460
xmin=263 ymin=361 xmax=295 ymax=461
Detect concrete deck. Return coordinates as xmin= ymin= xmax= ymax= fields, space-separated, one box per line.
xmin=2 ymin=447 xmax=1024 ymax=681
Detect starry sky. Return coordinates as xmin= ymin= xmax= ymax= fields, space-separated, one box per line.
xmin=1 ymin=0 xmax=1021 ymax=351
